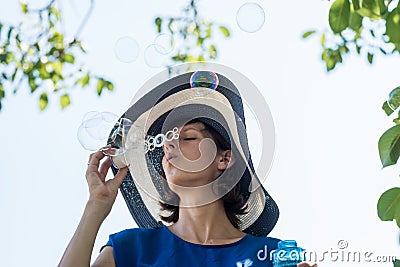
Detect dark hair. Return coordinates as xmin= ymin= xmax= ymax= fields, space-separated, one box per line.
xmin=159 ymin=119 xmax=248 ymax=228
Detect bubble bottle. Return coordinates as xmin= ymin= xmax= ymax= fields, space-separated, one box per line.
xmin=272 ymin=240 xmax=305 ymax=267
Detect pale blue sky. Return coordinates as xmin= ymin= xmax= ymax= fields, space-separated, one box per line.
xmin=1 ymin=0 xmax=400 ymax=266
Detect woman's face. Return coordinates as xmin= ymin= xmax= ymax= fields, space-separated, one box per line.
xmin=162 ymin=122 xmax=227 ymax=187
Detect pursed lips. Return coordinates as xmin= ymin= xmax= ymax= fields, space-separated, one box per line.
xmin=166 ymin=155 xmax=176 ymax=162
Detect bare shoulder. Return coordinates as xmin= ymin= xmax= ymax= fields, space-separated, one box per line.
xmin=91 ymin=246 xmax=115 ymax=267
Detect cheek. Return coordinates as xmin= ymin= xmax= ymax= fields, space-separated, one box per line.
xmin=179 ymin=144 xmax=201 ymax=160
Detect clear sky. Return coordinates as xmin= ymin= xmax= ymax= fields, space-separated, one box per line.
xmin=1 ymin=0 xmax=400 ymax=266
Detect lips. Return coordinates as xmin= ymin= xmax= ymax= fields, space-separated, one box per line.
xmin=166 ymin=154 xmax=176 ymax=162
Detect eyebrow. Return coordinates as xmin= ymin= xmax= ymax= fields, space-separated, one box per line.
xmin=182 ymin=127 xmax=206 ymax=132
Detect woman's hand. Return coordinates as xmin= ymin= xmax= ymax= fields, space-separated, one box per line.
xmin=85 ymin=149 xmax=128 ymax=220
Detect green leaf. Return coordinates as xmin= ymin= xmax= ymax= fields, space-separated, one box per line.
xmin=172 ymin=54 xmax=187 ymax=62
xmin=51 ymin=61 xmax=63 ymax=76
xmin=76 ymin=41 xmax=87 ymax=53
xmin=394 ymin=110 xmax=400 ymax=125
xmin=0 ymin=84 xmax=4 ymax=99
xmin=219 ymin=26 xmax=230 ymax=37
xmin=356 ymin=0 xmax=382 ymax=19
xmin=386 ymin=7 xmax=400 ymax=43
xmin=382 ymin=101 xmax=395 ymax=116
xmin=63 ymin=54 xmax=75 ymax=64
xmin=394 ymin=259 xmax=400 ymax=267
xmin=321 ymin=33 xmax=326 ymax=46
xmin=60 ymin=94 xmax=70 ymax=109
xmin=378 ymin=124 xmax=400 ymax=167
xmin=355 ymin=45 xmax=361 ymax=54
xmin=209 ymin=44 xmax=217 ymax=59
xmin=28 ymin=75 xmax=37 ymax=92
xmin=353 ymin=0 xmax=361 ymax=10
xmin=106 ymin=81 xmax=114 ymax=91
xmin=349 ymin=5 xmax=363 ymax=31
xmin=155 ymin=17 xmax=162 ymax=33
xmin=97 ymin=79 xmax=104 ymax=96
xmin=377 ymin=188 xmax=400 ymax=225
xmin=7 ymin=26 xmax=14 ymax=41
xmin=321 ymin=48 xmax=342 ymax=71
xmin=197 ymin=55 xmax=205 ymax=61
xmin=78 ymin=73 xmax=90 ymax=87
xmin=50 ymin=7 xmax=61 ymax=20
xmin=379 ymin=47 xmax=387 ymax=55
xmin=339 ymin=45 xmax=349 ymax=53
xmin=49 ymin=32 xmax=64 ymax=45
xmin=20 ymin=2 xmax=28 ymax=13
xmin=302 ymin=30 xmax=316 ymax=39
xmin=329 ymin=0 xmax=351 ymax=33
xmin=367 ymin=52 xmax=374 ymax=63
xmin=196 ymin=37 xmax=205 ymax=46
xmin=205 ymin=24 xmax=211 ymax=38
xmin=167 ymin=18 xmax=175 ymax=33
xmin=39 ymin=92 xmax=48 ymax=111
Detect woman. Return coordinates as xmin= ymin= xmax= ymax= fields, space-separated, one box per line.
xmin=58 ymin=70 xmax=316 ymax=267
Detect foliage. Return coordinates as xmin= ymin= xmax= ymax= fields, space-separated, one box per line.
xmin=310 ymin=2 xmax=400 ymax=263
xmin=153 ymin=0 xmax=230 ymax=66
xmin=0 ymin=0 xmax=228 ymax=112
xmin=303 ymin=0 xmax=400 ymax=71
xmin=0 ymin=0 xmax=113 ymax=111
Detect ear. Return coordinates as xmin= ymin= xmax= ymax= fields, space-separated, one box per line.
xmin=217 ymin=150 xmax=235 ymax=171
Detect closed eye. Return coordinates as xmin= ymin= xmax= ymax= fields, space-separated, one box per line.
xmin=183 ymin=138 xmax=197 ymax=140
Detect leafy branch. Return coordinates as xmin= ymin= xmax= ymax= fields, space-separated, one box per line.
xmin=153 ymin=0 xmax=231 ymax=67
xmin=303 ymin=0 xmax=400 ymax=71
xmin=0 ymin=0 xmax=114 ymax=111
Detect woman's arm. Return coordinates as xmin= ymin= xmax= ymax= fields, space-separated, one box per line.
xmin=58 ymin=150 xmax=128 ymax=267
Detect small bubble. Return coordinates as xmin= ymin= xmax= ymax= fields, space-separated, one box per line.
xmin=114 ymin=36 xmax=140 ymax=63
xmin=190 ymin=71 xmax=219 ymax=89
xmin=236 ymin=2 xmax=266 ymax=33
xmin=154 ymin=33 xmax=174 ymax=54
xmin=190 ymin=71 xmax=219 ymax=96
xmin=144 ymin=44 xmax=169 ymax=68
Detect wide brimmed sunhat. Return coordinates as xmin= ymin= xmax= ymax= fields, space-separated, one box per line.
xmin=110 ymin=63 xmax=279 ymax=237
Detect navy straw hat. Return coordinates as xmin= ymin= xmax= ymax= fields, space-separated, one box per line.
xmin=110 ymin=69 xmax=279 ymax=237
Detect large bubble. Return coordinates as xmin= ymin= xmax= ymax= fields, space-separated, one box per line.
xmin=77 ymin=111 xmax=119 ymax=151
xmin=144 ymin=44 xmax=170 ymax=68
xmin=236 ymin=2 xmax=266 ymax=33
xmin=114 ymin=36 xmax=140 ymax=63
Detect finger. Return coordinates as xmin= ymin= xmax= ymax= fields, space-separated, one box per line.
xmin=108 ymin=166 xmax=128 ymax=191
xmin=86 ymin=151 xmax=106 ymax=172
xmin=99 ymin=157 xmax=112 ymax=180
xmin=90 ymin=150 xmax=106 ymax=165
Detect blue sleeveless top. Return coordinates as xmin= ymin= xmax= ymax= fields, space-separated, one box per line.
xmin=104 ymin=226 xmax=280 ymax=267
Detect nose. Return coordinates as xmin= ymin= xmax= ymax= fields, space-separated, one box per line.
xmin=163 ymin=138 xmax=177 ymax=152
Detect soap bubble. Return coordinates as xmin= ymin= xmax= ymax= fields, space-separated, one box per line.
xmin=144 ymin=44 xmax=169 ymax=68
xmin=190 ymin=71 xmax=219 ymax=89
xmin=190 ymin=71 xmax=219 ymax=96
xmin=77 ymin=112 xmax=119 ymax=151
xmin=154 ymin=33 xmax=174 ymax=54
xmin=78 ymin=111 xmax=134 ymax=155
xmin=236 ymin=2 xmax=265 ymax=33
xmin=114 ymin=36 xmax=140 ymax=63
